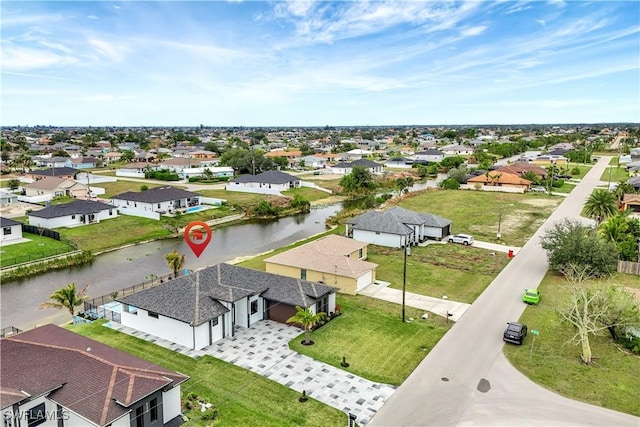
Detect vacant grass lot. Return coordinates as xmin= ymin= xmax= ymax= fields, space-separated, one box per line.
xmin=396 ymin=189 xmax=561 ymax=246
xmin=368 ymin=244 xmax=511 ymax=303
xmin=196 ymin=189 xmax=269 ymax=206
xmin=0 ymin=233 xmax=76 ymax=267
xmin=504 ymin=273 xmax=640 ymax=417
xmin=59 ymin=216 xmax=172 ymax=253
xmin=68 ymin=322 xmax=346 ymax=426
xmin=282 ymin=187 xmax=332 ymax=203
xmin=289 ymin=295 xmax=450 ymax=385
xmin=93 ymin=181 xmax=169 ymax=198
xmin=600 ymin=166 xmax=629 ymax=183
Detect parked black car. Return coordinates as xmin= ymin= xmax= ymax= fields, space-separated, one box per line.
xmin=503 ymin=322 xmax=527 ymax=345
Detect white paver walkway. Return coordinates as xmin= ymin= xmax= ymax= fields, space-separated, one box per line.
xmin=106 ymin=320 xmax=395 ymax=426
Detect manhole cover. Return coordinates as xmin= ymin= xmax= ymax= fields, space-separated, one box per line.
xmin=477 ymin=378 xmax=490 ymax=393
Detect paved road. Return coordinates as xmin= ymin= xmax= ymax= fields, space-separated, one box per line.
xmin=370 ymin=157 xmax=640 ymax=426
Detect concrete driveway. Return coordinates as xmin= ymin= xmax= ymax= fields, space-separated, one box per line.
xmin=370 ymin=156 xmax=640 ymax=426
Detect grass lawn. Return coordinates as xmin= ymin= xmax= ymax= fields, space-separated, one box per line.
xmin=282 ymin=187 xmax=332 ymax=203
xmin=504 ymin=273 xmax=640 ymax=417
xmin=304 ymin=178 xmax=343 ymax=193
xmin=59 ymin=216 xmax=172 ymax=253
xmin=565 ymin=164 xmax=593 ymax=179
xmin=289 ymin=295 xmax=450 ymax=385
xmin=93 ymin=181 xmax=168 ymax=198
xmin=196 ymin=189 xmax=269 ymax=206
xmin=396 ymin=189 xmax=561 ymax=246
xmin=600 ymin=165 xmax=629 ymax=183
xmin=67 ymin=322 xmax=346 ymax=426
xmin=551 ymin=182 xmax=576 ymax=193
xmin=0 ymin=233 xmax=76 ymax=267
xmin=368 ymin=244 xmax=511 ymax=303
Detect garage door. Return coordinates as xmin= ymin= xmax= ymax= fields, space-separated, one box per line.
xmin=266 ymin=300 xmax=297 ymax=324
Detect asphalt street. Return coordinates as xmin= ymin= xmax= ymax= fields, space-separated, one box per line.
xmin=370 ymin=157 xmax=640 ymax=426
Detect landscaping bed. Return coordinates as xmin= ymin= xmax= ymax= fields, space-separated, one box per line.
xmin=67 ymin=321 xmax=347 ymax=426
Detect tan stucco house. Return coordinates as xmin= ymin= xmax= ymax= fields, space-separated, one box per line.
xmin=264 ymin=234 xmax=378 ymax=295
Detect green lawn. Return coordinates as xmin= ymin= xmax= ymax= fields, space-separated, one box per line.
xmin=282 ymin=187 xmax=332 ymax=203
xmin=550 ymin=182 xmax=576 ymax=193
xmin=600 ymin=165 xmax=629 ymax=183
xmin=396 ymin=189 xmax=561 ymax=246
xmin=196 ymin=189 xmax=269 ymax=206
xmin=565 ymin=164 xmax=593 ymax=179
xmin=68 ymin=322 xmax=346 ymax=426
xmin=289 ymin=295 xmax=450 ymax=385
xmin=0 ymin=233 xmax=77 ymax=267
xmin=504 ymin=273 xmax=640 ymax=417
xmin=368 ymin=244 xmax=511 ymax=303
xmin=58 ymin=216 xmax=172 ymax=253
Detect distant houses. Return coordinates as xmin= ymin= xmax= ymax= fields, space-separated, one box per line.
xmin=225 ymin=170 xmax=301 ymax=196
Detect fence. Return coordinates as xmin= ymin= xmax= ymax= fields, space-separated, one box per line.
xmin=83 ymin=271 xmax=177 ymax=322
xmin=1 ymin=326 xmax=22 ymax=338
xmin=0 ymin=246 xmax=79 ymax=268
xmin=618 ymin=260 xmax=640 ymax=275
xmin=22 ymin=225 xmax=61 ymax=240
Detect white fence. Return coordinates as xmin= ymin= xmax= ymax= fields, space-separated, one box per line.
xmin=117 ymin=207 xmax=160 ymax=220
xmin=200 ymin=197 xmax=226 ymax=206
xmin=115 ymin=171 xmax=146 ymax=178
xmin=300 ymin=181 xmax=333 ymax=194
xmin=224 ymin=186 xmax=283 ymax=196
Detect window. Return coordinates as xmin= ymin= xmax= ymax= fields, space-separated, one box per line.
xmin=148 ymin=311 xmax=159 ymax=319
xmin=3 ymin=227 xmax=11 ymax=236
xmin=135 ymin=406 xmax=144 ymax=427
xmin=358 ymin=248 xmax=363 ymax=258
xmin=149 ymin=398 xmax=159 ymax=423
xmin=211 ymin=317 xmax=218 ymax=326
xmin=71 ymin=215 xmax=76 ymax=219
xmin=27 ymin=403 xmax=46 ymax=427
xmin=250 ymin=300 xmax=258 ymax=315
xmin=109 ymin=209 xmax=113 ymax=216
xmin=300 ymin=269 xmax=307 ymax=280
xmin=375 ymin=231 xmax=380 ymax=235
xmin=157 ymin=203 xmax=161 ymax=208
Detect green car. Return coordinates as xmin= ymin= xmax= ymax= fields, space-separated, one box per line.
xmin=523 ymin=289 xmax=541 ymax=305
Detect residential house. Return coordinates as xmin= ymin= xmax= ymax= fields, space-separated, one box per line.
xmin=117 ymin=263 xmax=337 ymax=350
xmin=158 ymin=158 xmax=216 ymax=175
xmin=345 ymin=207 xmax=453 ymax=248
xmin=32 ymin=156 xmax=74 ymax=168
xmin=180 ymin=166 xmax=234 ymax=180
xmin=533 ymin=155 xmax=568 ymax=166
xmin=0 ymin=217 xmax=23 ymax=243
xmin=115 ymin=162 xmax=159 ymax=179
xmin=413 ymin=149 xmax=445 ymax=163
xmin=440 ymin=144 xmax=474 ymax=157
xmin=0 ymin=190 xmax=18 ymax=206
xmin=493 ymin=162 xmax=547 ymax=179
xmin=264 ymin=234 xmax=378 ymax=295
xmin=23 ymin=177 xmax=90 ymax=199
xmin=300 ymin=154 xmax=328 ymax=169
xmin=111 ymin=186 xmax=200 ymax=218
xmin=71 ymin=156 xmax=99 ymax=169
xmin=385 ymin=157 xmax=414 ymax=169
xmin=340 ymin=149 xmax=372 ymax=161
xmin=24 ymin=167 xmax=77 ymax=182
xmin=627 ymin=176 xmax=640 ymax=191
xmin=466 ymin=171 xmax=532 ymax=190
xmin=28 ymin=199 xmax=118 ymax=228
xmin=264 ymin=150 xmax=302 ymax=167
xmin=332 ymin=159 xmax=384 ymax=175
xmin=621 ymin=194 xmax=640 ymax=218
xmin=1 ymin=324 xmax=188 ymax=427
xmin=103 ymin=151 xmax=124 ymax=164
xmin=225 ymin=170 xmax=301 ymax=195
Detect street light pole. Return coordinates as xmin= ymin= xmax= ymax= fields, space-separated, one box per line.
xmin=402 ymin=242 xmax=410 ymax=323
xmin=497 ymin=195 xmax=503 ymax=241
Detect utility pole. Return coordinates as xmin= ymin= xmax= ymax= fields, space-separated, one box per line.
xmin=402 ymin=242 xmax=410 ymax=323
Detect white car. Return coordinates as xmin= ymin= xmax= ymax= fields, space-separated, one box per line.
xmin=530 ymin=187 xmax=547 ymax=193
xmin=448 ymin=234 xmax=474 ymax=246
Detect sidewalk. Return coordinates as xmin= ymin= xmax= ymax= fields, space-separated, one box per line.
xmin=359 ymin=282 xmax=470 ymax=322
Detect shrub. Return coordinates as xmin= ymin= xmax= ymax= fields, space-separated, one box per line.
xmin=571 ymin=166 xmax=581 ymax=175
xmin=201 ymin=408 xmax=218 ymax=421
xmin=440 ymin=178 xmax=460 ymax=190
xmin=552 ymin=179 xmax=564 ymax=188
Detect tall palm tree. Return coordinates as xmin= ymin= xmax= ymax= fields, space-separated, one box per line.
xmin=165 ymin=250 xmax=186 ymax=278
xmin=286 ymin=306 xmax=326 ymax=345
xmin=584 ymin=189 xmax=618 ymax=227
xmin=39 ymin=283 xmax=90 ymax=317
xmin=599 ymin=213 xmax=630 ymax=243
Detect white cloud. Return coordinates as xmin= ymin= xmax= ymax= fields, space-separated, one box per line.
xmin=87 ymin=15 xmax=99 ymax=20
xmin=536 ymin=19 xmax=546 ymax=26
xmin=460 ymin=25 xmax=488 ymax=37
xmin=0 ymin=46 xmax=78 ymax=71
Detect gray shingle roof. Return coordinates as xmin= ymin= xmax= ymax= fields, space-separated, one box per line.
xmin=352 ymin=159 xmax=382 ymax=168
xmin=112 ymin=186 xmax=199 ymax=203
xmin=118 ymin=264 xmax=336 ymax=326
xmin=346 ymin=207 xmax=452 ymax=234
xmin=230 ymin=170 xmax=299 ymax=184
xmin=29 ymin=167 xmax=77 ymax=177
xmin=28 ymin=199 xmax=116 ymax=219
xmin=0 ymin=217 xmax=21 ymax=227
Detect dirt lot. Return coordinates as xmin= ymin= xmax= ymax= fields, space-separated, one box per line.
xmin=0 ymin=202 xmax=44 ymax=218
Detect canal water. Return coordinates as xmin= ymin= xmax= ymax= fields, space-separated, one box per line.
xmin=1 ymin=204 xmax=342 ymax=330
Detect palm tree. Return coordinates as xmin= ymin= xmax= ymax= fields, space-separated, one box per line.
xmin=286 ymin=306 xmax=326 ymax=345
xmin=599 ymin=213 xmax=630 ymax=243
xmin=39 ymin=283 xmax=90 ymax=317
xmin=165 ymin=250 xmax=186 ymax=278
xmin=584 ymin=189 xmax=618 ymax=227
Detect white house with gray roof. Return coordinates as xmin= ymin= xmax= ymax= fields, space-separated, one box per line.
xmin=111 ymin=186 xmax=200 ymax=219
xmin=28 ymin=199 xmax=118 ymax=228
xmin=332 ymin=159 xmax=384 ymax=175
xmin=117 ymin=263 xmax=337 ymax=350
xmin=345 ymin=207 xmax=452 ymax=248
xmin=225 ymin=170 xmax=301 ymax=196
xmin=0 ymin=217 xmax=23 ymax=243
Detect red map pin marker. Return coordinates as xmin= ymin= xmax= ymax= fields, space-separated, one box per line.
xmin=184 ymin=221 xmax=212 ymax=258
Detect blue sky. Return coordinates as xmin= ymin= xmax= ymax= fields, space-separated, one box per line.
xmin=2 ymin=1 xmax=639 ymax=126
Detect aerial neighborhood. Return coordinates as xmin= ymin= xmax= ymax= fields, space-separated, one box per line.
xmin=1 ymin=124 xmax=640 ymax=426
